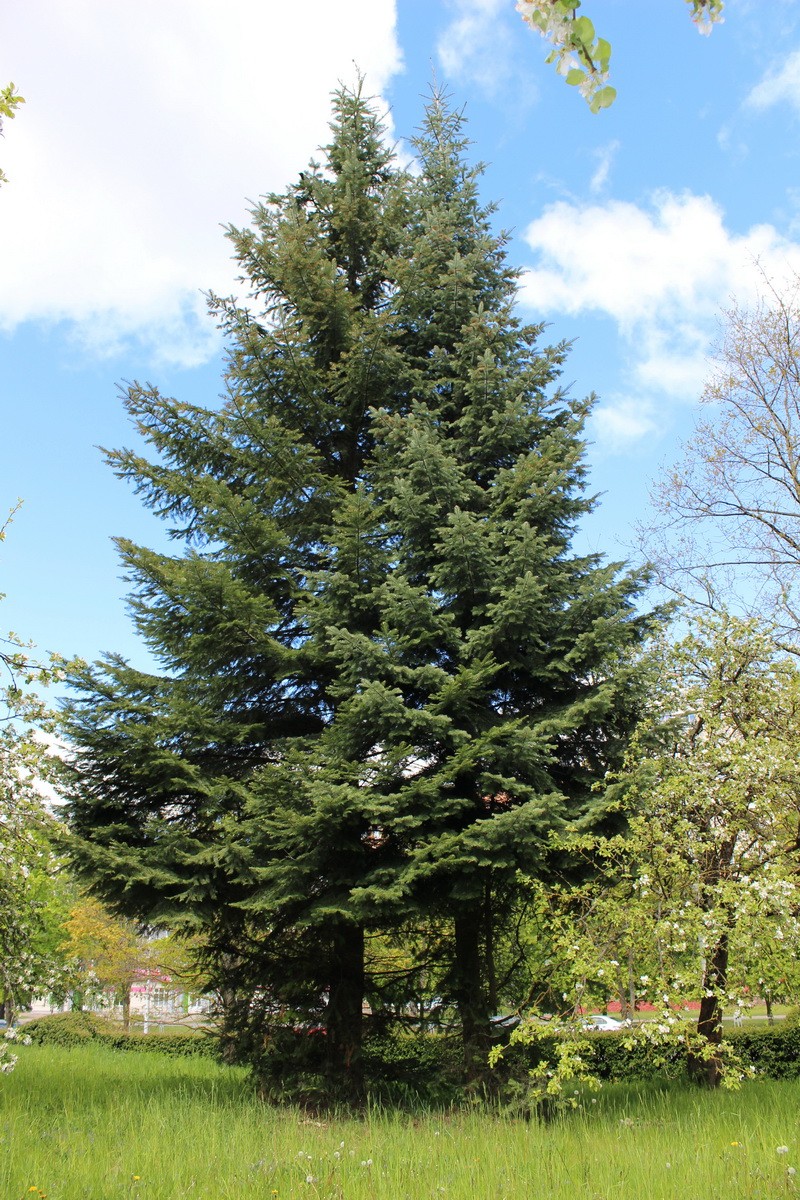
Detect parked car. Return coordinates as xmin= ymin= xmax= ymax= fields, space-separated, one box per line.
xmin=582 ymin=1013 xmax=624 ymax=1032
xmin=489 ymin=1013 xmax=521 ymax=1033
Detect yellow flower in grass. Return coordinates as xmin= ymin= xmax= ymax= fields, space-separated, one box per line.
xmin=730 ymin=1141 xmax=741 ymax=1147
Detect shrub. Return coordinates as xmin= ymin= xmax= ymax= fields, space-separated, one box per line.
xmin=363 ymin=1030 xmax=462 ymax=1105
xmin=23 ymin=1011 xmax=98 ymax=1047
xmin=23 ymin=1012 xmax=217 ymax=1058
xmin=729 ymin=1024 xmax=800 ymax=1079
xmin=25 ymin=1015 xmax=800 ymax=1096
xmin=248 ymin=1025 xmax=463 ymax=1108
xmin=496 ymin=1023 xmax=800 ymax=1090
xmin=495 ymin=1029 xmax=672 ymax=1087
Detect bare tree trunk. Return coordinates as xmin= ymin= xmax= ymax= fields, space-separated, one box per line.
xmin=325 ymin=924 xmax=365 ymax=1104
xmin=626 ymin=945 xmax=637 ymax=1019
xmin=688 ymin=934 xmax=729 ymax=1088
xmin=217 ymin=982 xmax=241 ymax=1066
xmin=484 ymin=878 xmax=498 ymax=1015
xmin=121 ymin=983 xmax=131 ymax=1031
xmin=454 ymin=910 xmax=491 ymax=1087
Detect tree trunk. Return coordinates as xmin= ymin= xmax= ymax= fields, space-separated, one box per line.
xmin=688 ymin=934 xmax=729 ymax=1088
xmin=121 ymin=982 xmax=131 ymax=1031
xmin=325 ymin=924 xmax=365 ymax=1103
xmin=484 ymin=878 xmax=498 ymax=1015
xmin=628 ymin=946 xmax=637 ymax=1016
xmin=616 ymin=945 xmax=637 ymax=1020
xmin=217 ymin=984 xmax=241 ymax=1066
xmin=454 ymin=911 xmax=491 ymax=1087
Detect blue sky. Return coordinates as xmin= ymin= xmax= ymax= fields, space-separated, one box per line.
xmin=3 ymin=0 xmax=800 ymax=688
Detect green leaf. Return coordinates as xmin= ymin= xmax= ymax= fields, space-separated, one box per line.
xmin=572 ymin=15 xmax=595 ymax=47
xmin=595 ymin=38 xmax=612 ymax=70
xmin=589 ymin=86 xmax=616 ymax=113
xmin=566 ymin=69 xmax=587 ymax=87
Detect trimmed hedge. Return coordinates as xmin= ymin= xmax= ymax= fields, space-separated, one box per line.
xmin=363 ymin=1031 xmax=463 ymax=1103
xmin=784 ymin=1005 xmax=800 ymax=1028
xmin=246 ymin=1027 xmax=464 ymax=1107
xmin=22 ymin=1013 xmax=800 ymax=1088
xmin=728 ymin=1024 xmax=800 ymax=1079
xmin=363 ymin=1028 xmax=665 ymax=1090
xmin=23 ymin=1011 xmax=218 ymax=1058
xmin=496 ymin=1031 xmax=666 ymax=1085
xmin=499 ymin=1023 xmax=800 ymax=1084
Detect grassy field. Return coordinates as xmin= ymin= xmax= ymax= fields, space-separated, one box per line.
xmin=3 ymin=1044 xmax=800 ymax=1200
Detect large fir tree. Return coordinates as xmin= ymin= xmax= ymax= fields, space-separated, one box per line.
xmin=293 ymin=95 xmax=655 ymax=1078
xmin=64 ymin=84 xmax=654 ymax=1096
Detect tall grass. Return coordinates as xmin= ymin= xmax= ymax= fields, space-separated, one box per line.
xmin=3 ymin=1044 xmax=800 ymax=1199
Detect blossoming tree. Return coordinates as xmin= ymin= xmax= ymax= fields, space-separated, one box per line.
xmin=624 ymin=613 xmax=800 ymax=1085
xmin=0 ymin=83 xmax=24 ymax=185
xmin=501 ymin=612 xmax=800 ymax=1093
xmin=516 ymin=0 xmax=724 ymax=111
xmin=0 ymin=508 xmax=70 ymax=1070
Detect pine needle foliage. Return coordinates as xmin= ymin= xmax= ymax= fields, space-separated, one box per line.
xmin=63 ymin=83 xmax=655 ymax=1099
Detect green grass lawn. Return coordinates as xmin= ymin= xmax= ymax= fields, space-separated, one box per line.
xmin=3 ymin=1044 xmax=800 ymax=1199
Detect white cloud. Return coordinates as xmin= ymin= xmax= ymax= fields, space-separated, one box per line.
xmin=0 ymin=0 xmax=402 ymax=366
xmin=589 ymin=140 xmax=619 ymax=195
xmin=437 ymin=0 xmax=537 ymax=104
xmin=518 ymin=191 xmax=800 ymax=447
xmin=591 ymin=397 xmax=658 ymax=450
xmin=746 ymin=47 xmax=800 ymax=115
xmin=438 ymin=0 xmax=508 ymax=85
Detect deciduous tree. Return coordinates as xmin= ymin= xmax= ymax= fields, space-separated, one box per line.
xmin=0 ymin=84 xmax=24 ymax=185
xmin=60 ymin=896 xmax=148 ymax=1028
xmin=0 ymin=508 xmax=70 ymax=1062
xmin=506 ymin=613 xmax=800 ymax=1089
xmin=646 ymin=277 xmax=800 ymax=646
xmin=516 ymin=1 xmax=723 ymax=111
